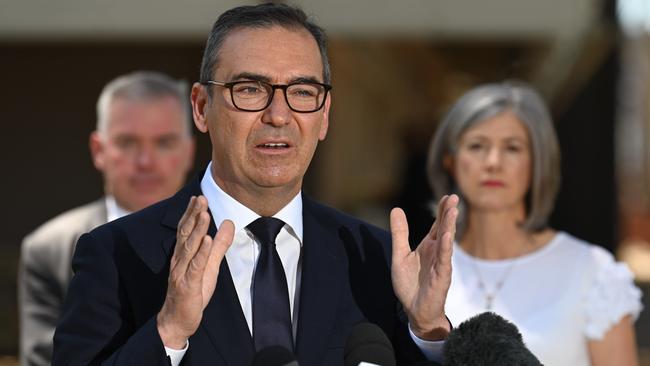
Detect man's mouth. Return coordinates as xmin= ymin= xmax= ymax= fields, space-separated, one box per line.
xmin=259 ymin=142 xmax=289 ymax=148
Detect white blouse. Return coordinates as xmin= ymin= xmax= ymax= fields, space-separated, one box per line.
xmin=445 ymin=232 xmax=643 ymax=366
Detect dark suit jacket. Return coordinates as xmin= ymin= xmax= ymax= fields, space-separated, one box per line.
xmin=52 ymin=175 xmax=425 ymax=365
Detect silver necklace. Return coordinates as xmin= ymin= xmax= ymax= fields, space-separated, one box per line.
xmin=465 ymin=236 xmax=534 ymax=311
xmin=468 ymin=258 xmax=517 ymax=311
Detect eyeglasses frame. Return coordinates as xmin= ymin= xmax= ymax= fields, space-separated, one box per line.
xmin=201 ymin=79 xmax=332 ymax=113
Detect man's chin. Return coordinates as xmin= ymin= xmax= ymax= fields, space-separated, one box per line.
xmin=252 ymin=175 xmax=301 ymax=191
xmin=124 ymin=192 xmax=170 ymax=211
xmin=249 ymin=166 xmax=304 ymax=187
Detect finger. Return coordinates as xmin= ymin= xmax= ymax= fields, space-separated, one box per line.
xmin=434 ymin=229 xmax=454 ymax=281
xmin=441 ymin=197 xmax=459 ymax=238
xmin=176 ymin=196 xmax=196 ymax=242
xmin=203 ymin=220 xmax=235 ymax=282
xmin=429 ymin=195 xmax=448 ymax=240
xmin=174 ymin=196 xmax=208 ymax=262
xmin=436 ymin=194 xmax=458 ymax=239
xmin=170 ymin=196 xmax=196 ymax=270
xmin=435 ymin=205 xmax=457 ymax=269
xmin=183 ymin=196 xmax=208 ymax=236
xmin=446 ymin=194 xmax=459 ymax=211
xmin=173 ymin=196 xmax=205 ymax=267
xmin=390 ymin=207 xmax=411 ymax=262
xmin=186 ymin=234 xmax=213 ymax=284
xmin=176 ymin=210 xmax=211 ymax=275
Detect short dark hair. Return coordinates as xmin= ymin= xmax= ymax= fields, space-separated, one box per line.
xmin=199 ymin=3 xmax=330 ymax=86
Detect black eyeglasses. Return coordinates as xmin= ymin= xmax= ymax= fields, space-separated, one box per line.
xmin=201 ymin=80 xmax=332 ymax=113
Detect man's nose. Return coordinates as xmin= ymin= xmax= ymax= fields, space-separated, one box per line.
xmin=261 ymin=89 xmax=291 ymax=127
xmin=135 ymin=146 xmax=156 ymax=169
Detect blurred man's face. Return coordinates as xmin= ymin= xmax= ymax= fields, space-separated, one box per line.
xmin=90 ymin=96 xmax=195 ymax=212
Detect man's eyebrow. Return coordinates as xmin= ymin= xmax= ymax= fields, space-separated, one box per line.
xmin=230 ymin=72 xmax=272 ymax=82
xmin=290 ymin=76 xmax=322 ymax=84
xmin=229 ymin=73 xmax=323 ymax=84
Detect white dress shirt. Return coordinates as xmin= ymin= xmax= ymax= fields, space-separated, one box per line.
xmin=202 ymin=162 xmax=303 ymax=332
xmin=165 ymin=163 xmax=443 ymax=365
xmin=105 ymin=195 xmax=131 ymax=222
xmin=165 ymin=163 xmax=302 ymax=364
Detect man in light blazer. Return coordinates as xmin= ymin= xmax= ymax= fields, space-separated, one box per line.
xmin=53 ymin=4 xmax=459 ymax=365
xmin=19 ymin=71 xmax=195 ymax=366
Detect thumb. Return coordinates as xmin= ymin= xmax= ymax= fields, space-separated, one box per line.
xmin=390 ymin=207 xmax=411 ymax=262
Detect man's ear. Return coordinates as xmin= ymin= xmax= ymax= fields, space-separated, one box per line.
xmin=191 ymin=83 xmax=210 ymax=134
xmin=318 ymin=93 xmax=331 ymax=141
xmin=89 ymin=131 xmax=106 ymax=172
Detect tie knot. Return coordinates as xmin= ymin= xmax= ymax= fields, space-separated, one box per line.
xmin=247 ymin=217 xmax=285 ymax=247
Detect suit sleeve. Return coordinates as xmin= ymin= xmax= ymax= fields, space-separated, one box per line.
xmin=19 ymin=237 xmax=63 ymax=366
xmin=52 ymin=231 xmax=170 ymax=366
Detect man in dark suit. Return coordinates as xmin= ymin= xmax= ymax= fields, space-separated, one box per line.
xmin=53 ymin=4 xmax=458 ymax=365
xmin=20 ymin=71 xmax=195 ymax=366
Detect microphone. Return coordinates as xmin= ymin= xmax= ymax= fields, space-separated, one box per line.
xmin=344 ymin=322 xmax=396 ymax=366
xmin=443 ymin=312 xmax=542 ymax=366
xmin=251 ymin=345 xmax=299 ymax=366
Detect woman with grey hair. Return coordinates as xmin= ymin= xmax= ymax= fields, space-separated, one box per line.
xmin=428 ymin=81 xmax=642 ymax=366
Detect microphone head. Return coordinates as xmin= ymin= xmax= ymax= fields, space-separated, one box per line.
xmin=251 ymin=345 xmax=298 ymax=366
xmin=344 ymin=322 xmax=396 ymax=366
xmin=443 ymin=312 xmax=542 ymax=366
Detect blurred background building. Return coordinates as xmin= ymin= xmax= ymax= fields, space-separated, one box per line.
xmin=1 ymin=0 xmax=649 ymax=363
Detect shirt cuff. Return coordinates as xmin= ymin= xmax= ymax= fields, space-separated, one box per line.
xmin=165 ymin=340 xmax=189 ymax=366
xmin=408 ymin=323 xmax=445 ymax=363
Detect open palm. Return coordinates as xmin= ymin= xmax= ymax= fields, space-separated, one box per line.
xmin=390 ymin=195 xmax=458 ymax=340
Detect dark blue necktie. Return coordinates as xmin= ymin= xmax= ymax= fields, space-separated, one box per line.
xmin=247 ymin=217 xmax=293 ymax=352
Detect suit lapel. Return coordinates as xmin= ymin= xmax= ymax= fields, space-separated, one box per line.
xmin=199 ymin=259 xmax=255 ymax=365
xmin=295 ymin=197 xmax=348 ymax=365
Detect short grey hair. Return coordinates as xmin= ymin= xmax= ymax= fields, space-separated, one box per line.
xmin=96 ymin=71 xmax=191 ymax=136
xmin=427 ymin=81 xmax=561 ymax=235
xmin=199 ymin=3 xmax=330 ymax=87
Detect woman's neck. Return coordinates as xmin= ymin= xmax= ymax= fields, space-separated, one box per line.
xmin=460 ymin=207 xmax=553 ymax=260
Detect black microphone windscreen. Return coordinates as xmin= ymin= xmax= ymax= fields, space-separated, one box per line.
xmin=251 ymin=345 xmax=298 ymax=366
xmin=344 ymin=322 xmax=396 ymax=366
xmin=443 ymin=312 xmax=542 ymax=366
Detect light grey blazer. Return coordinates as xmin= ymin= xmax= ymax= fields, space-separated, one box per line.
xmin=18 ymin=199 xmax=107 ymax=366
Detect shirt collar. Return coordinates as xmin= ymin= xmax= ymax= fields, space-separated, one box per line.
xmin=200 ymin=162 xmax=304 ymax=241
xmin=105 ymin=195 xmax=131 ymax=222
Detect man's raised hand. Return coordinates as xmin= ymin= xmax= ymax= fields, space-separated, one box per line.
xmin=390 ymin=194 xmax=458 ymax=341
xmin=157 ymin=196 xmax=234 ymax=348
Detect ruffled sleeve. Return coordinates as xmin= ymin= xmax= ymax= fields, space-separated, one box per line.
xmin=583 ymin=246 xmax=643 ymax=340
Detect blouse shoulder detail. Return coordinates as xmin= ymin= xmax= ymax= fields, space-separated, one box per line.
xmin=583 ymin=244 xmax=643 ymax=340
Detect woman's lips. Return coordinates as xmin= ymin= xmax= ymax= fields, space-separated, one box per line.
xmin=481 ymin=180 xmax=505 ymax=187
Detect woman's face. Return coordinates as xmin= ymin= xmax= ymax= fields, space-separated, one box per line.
xmin=448 ymin=109 xmax=532 ymax=213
